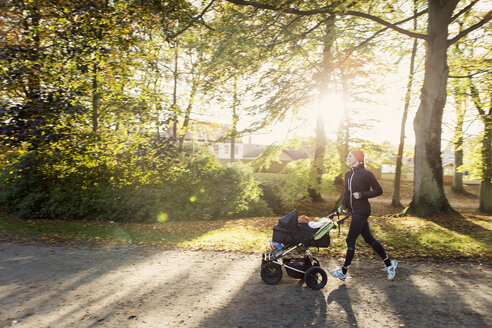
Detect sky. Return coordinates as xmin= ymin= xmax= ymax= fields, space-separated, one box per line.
xmin=245 ymin=62 xmax=415 ymax=147
xmin=244 ymin=61 xmax=483 ymax=149
xmin=193 ymin=44 xmax=484 ymax=150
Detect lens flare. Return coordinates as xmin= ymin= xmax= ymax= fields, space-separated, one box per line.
xmin=110 ymin=227 xmax=132 ymax=242
xmin=157 ymin=212 xmax=169 ymax=223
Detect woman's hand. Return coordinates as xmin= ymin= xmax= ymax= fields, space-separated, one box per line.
xmin=353 ymin=192 xmax=362 ymax=199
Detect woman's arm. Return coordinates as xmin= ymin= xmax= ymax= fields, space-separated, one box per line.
xmin=361 ymin=171 xmax=383 ymax=199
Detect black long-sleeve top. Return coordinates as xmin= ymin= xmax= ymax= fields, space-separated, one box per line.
xmin=342 ymin=164 xmax=383 ymax=215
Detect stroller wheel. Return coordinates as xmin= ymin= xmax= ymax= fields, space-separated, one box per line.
xmin=304 ymin=256 xmax=319 ymax=267
xmin=304 ymin=266 xmax=327 ymax=290
xmin=261 ymin=262 xmax=283 ymax=285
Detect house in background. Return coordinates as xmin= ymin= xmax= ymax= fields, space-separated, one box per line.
xmin=166 ymin=121 xmax=309 ymax=172
xmin=241 ymin=144 xmax=309 ymax=172
xmin=380 ymin=144 xmax=480 ymax=185
xmin=380 ymin=155 xmax=415 ymax=181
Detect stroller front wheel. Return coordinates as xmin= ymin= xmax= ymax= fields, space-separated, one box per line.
xmin=261 ymin=262 xmax=283 ymax=285
xmin=304 ymin=266 xmax=327 ymax=290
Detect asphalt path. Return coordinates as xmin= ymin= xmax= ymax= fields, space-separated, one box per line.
xmin=0 ymin=234 xmax=491 ymax=328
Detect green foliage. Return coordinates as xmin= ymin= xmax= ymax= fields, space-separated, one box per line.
xmin=0 ymin=139 xmax=268 ymax=222
xmin=462 ymin=135 xmax=484 ymax=180
xmin=257 ymin=182 xmax=285 ymax=215
xmin=252 ymin=172 xmax=287 ymax=215
xmin=251 ymin=145 xmax=283 ymax=172
xmin=280 ymin=159 xmax=337 ymax=206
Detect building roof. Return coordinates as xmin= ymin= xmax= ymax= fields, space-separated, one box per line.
xmin=283 ymin=149 xmax=309 ymax=160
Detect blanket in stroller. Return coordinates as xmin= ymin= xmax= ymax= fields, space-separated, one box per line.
xmin=272 ymin=210 xmax=331 ymax=247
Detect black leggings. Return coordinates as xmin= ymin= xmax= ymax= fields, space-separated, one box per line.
xmin=343 ymin=213 xmax=387 ymax=268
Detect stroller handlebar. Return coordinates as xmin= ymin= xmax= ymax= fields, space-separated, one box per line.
xmin=327 ymin=211 xmax=351 ymax=224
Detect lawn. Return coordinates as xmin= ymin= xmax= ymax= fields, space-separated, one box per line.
xmin=1 ymin=211 xmax=490 ymax=263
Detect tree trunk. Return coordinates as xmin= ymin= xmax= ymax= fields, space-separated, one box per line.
xmin=308 ymin=98 xmax=326 ymax=202
xmin=451 ymin=94 xmax=465 ymax=193
xmin=468 ymin=79 xmax=492 ymax=213
xmin=230 ymin=75 xmax=239 ymax=162
xmin=480 ymin=124 xmax=492 ymax=213
xmin=172 ymin=45 xmax=179 ymax=142
xmin=406 ymin=0 xmax=458 ymax=217
xmin=309 ymin=19 xmax=335 ymax=202
xmin=393 ymin=36 xmax=418 ymax=207
xmin=468 ymin=77 xmax=492 ymax=213
xmin=91 ymin=62 xmax=99 ymax=133
xmin=178 ymin=82 xmax=198 ymax=150
xmin=25 ymin=4 xmax=41 ymax=101
xmin=332 ymin=67 xmax=350 ymax=211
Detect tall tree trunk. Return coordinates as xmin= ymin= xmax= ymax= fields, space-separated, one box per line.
xmin=480 ymin=125 xmax=492 ymax=213
xmin=393 ymin=36 xmax=418 ymax=207
xmin=468 ymin=79 xmax=492 ymax=213
xmin=308 ymin=19 xmax=334 ymax=202
xmin=230 ymin=75 xmax=239 ymax=162
xmin=91 ymin=62 xmax=99 ymax=133
xmin=178 ymin=81 xmax=198 ymax=150
xmin=172 ymin=44 xmax=179 ymax=142
xmin=25 ymin=4 xmax=41 ymax=101
xmin=333 ymin=68 xmax=350 ymax=211
xmin=451 ymin=91 xmax=465 ymax=193
xmin=308 ymin=96 xmax=326 ymax=202
xmin=406 ymin=0 xmax=458 ymax=217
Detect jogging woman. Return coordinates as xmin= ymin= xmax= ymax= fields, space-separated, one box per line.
xmin=329 ymin=150 xmax=398 ymax=281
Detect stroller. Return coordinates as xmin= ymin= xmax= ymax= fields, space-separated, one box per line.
xmin=260 ymin=210 xmax=350 ymax=290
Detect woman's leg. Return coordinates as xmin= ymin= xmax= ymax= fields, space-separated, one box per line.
xmin=343 ymin=213 xmax=368 ymax=270
xmin=360 ymin=221 xmax=389 ymax=262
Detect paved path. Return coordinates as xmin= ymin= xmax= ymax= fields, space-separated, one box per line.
xmin=0 ymin=235 xmax=491 ymax=328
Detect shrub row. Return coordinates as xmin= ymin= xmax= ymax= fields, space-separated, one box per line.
xmin=0 ymin=140 xmax=272 ymax=222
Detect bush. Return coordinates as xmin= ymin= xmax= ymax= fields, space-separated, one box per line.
xmin=252 ymin=173 xmax=287 ymax=215
xmin=258 ymin=182 xmax=284 ymax=214
xmin=280 ymin=159 xmax=337 ymax=206
xmin=0 ymin=141 xmax=270 ymax=222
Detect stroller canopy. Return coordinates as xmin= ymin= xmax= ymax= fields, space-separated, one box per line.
xmin=272 ymin=209 xmax=331 ymax=247
xmin=273 ymin=210 xmax=298 ymax=234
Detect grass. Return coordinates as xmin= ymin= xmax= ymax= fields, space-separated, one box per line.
xmin=0 ymin=212 xmax=491 ymax=262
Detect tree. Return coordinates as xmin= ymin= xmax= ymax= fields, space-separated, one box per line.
xmin=200 ymin=3 xmax=269 ymax=161
xmin=450 ymin=79 xmax=468 ymax=194
xmin=393 ymin=2 xmax=420 ymax=207
xmin=224 ymin=0 xmax=491 ymax=216
xmin=447 ymin=12 xmax=491 ymax=211
xmin=468 ymin=76 xmax=492 ymax=213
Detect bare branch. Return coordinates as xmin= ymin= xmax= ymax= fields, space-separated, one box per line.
xmin=448 ymin=10 xmax=492 ymax=45
xmin=344 ymin=10 xmax=428 ymax=41
xmin=200 ymin=17 xmax=215 ymax=31
xmin=167 ymin=0 xmax=216 ymax=40
xmin=226 ymin=0 xmax=337 ymax=15
xmin=450 ymin=0 xmax=480 ymax=22
xmin=449 ymin=70 xmax=490 ymax=79
xmin=226 ymin=0 xmax=429 ymax=40
xmin=468 ymin=76 xmax=485 ymax=117
xmin=341 ymin=8 xmax=428 ymax=56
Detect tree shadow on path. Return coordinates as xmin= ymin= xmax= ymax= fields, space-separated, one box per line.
xmin=197 ymin=274 xmax=328 ymax=328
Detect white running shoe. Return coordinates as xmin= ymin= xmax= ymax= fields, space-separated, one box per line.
xmin=384 ymin=260 xmax=398 ymax=280
xmin=328 ymin=268 xmax=347 ymax=281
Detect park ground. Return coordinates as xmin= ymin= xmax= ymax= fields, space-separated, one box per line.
xmin=0 ymin=180 xmax=491 ymax=327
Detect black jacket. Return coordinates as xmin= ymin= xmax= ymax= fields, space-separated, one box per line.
xmin=342 ymin=164 xmax=383 ymax=215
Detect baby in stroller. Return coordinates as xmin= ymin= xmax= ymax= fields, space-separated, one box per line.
xmin=261 ymin=209 xmax=349 ymax=290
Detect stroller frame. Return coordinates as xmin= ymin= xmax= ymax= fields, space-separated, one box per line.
xmin=261 ymin=212 xmax=350 ymax=290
